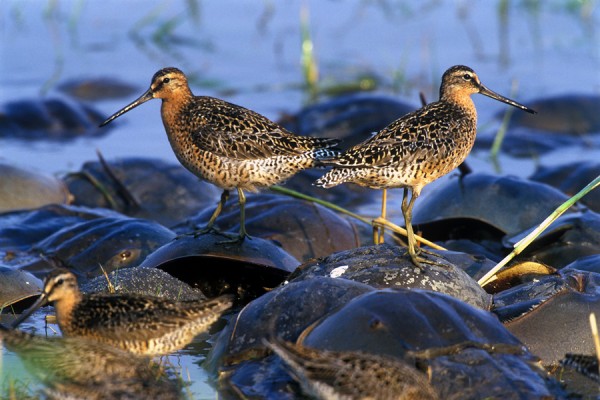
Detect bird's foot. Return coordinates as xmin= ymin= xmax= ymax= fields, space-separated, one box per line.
xmin=217 ymin=232 xmax=251 ymax=245
xmin=407 ymin=249 xmax=450 ymax=271
xmin=176 ymin=225 xmax=236 ymax=240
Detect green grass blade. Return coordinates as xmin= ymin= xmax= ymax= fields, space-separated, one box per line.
xmin=269 ymin=185 xmax=445 ymax=250
xmin=489 ymin=79 xmax=519 ymax=165
xmin=478 ymin=174 xmax=600 ymax=286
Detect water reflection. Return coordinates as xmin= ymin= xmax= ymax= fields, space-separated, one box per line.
xmin=1 ymin=324 xmax=182 ymax=399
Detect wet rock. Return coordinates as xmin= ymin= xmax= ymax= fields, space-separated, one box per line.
xmin=21 ymin=216 xmax=175 ymax=279
xmin=531 ymin=161 xmax=600 ymax=212
xmin=504 ymin=210 xmax=600 ymax=269
xmin=435 ymin=247 xmax=499 ymax=281
xmin=502 ymin=94 xmax=600 ymax=135
xmin=290 ymin=244 xmax=492 ymax=309
xmin=64 ymin=157 xmax=221 ymax=227
xmin=80 ymin=267 xmax=205 ymax=301
xmin=475 ymin=128 xmax=584 ymax=157
xmin=0 ymin=163 xmax=71 ymax=212
xmin=561 ymin=254 xmax=600 ymax=274
xmin=412 ymin=173 xmax=575 ymax=238
xmin=0 ymin=204 xmax=122 ymax=250
xmin=498 ymin=269 xmax=600 ymax=365
xmin=139 ymin=232 xmax=299 ymax=302
xmin=0 ymin=267 xmax=42 ymax=313
xmin=0 ymin=97 xmax=108 ymax=141
xmin=434 ymin=238 xmax=505 ymax=265
xmin=0 ymin=204 xmax=175 ymax=279
xmin=178 ymin=193 xmax=361 ymax=262
xmin=476 ymin=94 xmax=600 ymax=157
xmin=57 ymin=77 xmax=139 ymax=101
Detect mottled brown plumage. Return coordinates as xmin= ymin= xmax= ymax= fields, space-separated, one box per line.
xmin=315 ymin=65 xmax=535 ymax=268
xmin=100 ymin=67 xmax=339 ymax=239
xmin=0 ymin=324 xmax=181 ymax=399
xmin=11 ymin=268 xmax=233 ymax=356
xmin=265 ymin=339 xmax=439 ymax=400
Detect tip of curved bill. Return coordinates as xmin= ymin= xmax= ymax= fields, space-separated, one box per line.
xmin=99 ymin=88 xmax=154 ymax=127
xmin=479 ymin=84 xmax=536 ymax=114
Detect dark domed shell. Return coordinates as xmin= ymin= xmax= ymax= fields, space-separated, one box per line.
xmin=412 ymin=173 xmax=574 ymax=237
xmin=139 ymin=232 xmax=300 ymax=301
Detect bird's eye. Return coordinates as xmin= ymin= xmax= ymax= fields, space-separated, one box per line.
xmin=56 ymin=278 xmax=64 ymax=286
xmin=163 ymin=77 xmax=170 ymax=83
xmin=463 ymin=74 xmax=472 ymax=81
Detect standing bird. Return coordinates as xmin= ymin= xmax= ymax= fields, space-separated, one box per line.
xmin=315 ymin=65 xmax=535 ymax=268
xmin=11 ymin=268 xmax=234 ymax=356
xmin=100 ymin=67 xmax=339 ymax=240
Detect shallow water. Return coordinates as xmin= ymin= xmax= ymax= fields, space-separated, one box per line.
xmin=1 ymin=0 xmax=599 ymax=398
xmin=1 ymin=0 xmax=598 ymax=175
xmin=1 ymin=310 xmax=217 ymax=398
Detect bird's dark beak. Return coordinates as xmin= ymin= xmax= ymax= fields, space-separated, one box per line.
xmin=99 ymin=88 xmax=155 ymax=127
xmin=10 ymin=292 xmax=49 ymax=329
xmin=478 ymin=84 xmax=536 ymax=114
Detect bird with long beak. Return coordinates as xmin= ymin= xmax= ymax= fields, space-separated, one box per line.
xmin=100 ymin=67 xmax=339 ymax=241
xmin=315 ymin=65 xmax=536 ymax=269
xmin=11 ymin=268 xmax=233 ymax=356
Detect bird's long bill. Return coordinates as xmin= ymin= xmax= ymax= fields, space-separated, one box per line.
xmin=10 ymin=293 xmax=49 ymax=329
xmin=479 ymin=84 xmax=536 ymax=114
xmin=99 ymin=88 xmax=154 ymax=127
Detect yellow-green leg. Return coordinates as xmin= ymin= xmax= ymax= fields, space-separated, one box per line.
xmin=206 ymin=190 xmax=230 ymax=230
xmin=179 ymin=190 xmax=232 ymax=238
xmin=402 ymin=188 xmax=421 ymax=266
xmin=373 ymin=189 xmax=388 ymax=245
xmin=402 ymin=187 xmax=446 ymax=269
xmin=216 ymin=187 xmax=250 ymax=244
xmin=237 ymin=187 xmax=249 ymax=240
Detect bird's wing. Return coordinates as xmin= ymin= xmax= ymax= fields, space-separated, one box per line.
xmin=323 ymin=104 xmax=451 ymax=169
xmin=190 ymin=98 xmax=331 ymax=160
xmin=72 ymin=296 xmax=192 ymax=340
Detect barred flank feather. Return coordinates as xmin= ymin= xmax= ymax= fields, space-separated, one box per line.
xmin=561 ymin=353 xmax=600 ymax=382
xmin=314 ymin=168 xmax=354 ymax=188
xmin=312 ymin=147 xmax=340 ymax=160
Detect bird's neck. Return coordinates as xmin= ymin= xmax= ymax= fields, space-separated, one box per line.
xmin=161 ymin=93 xmax=193 ymax=131
xmin=54 ymin=291 xmax=82 ymax=333
xmin=441 ymin=92 xmax=477 ymax=123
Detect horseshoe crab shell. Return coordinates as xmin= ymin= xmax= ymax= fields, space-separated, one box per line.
xmin=138 ymin=232 xmax=299 ymax=301
xmin=412 ymin=173 xmax=574 ymax=238
xmin=0 ymin=163 xmax=71 ymax=212
xmin=0 ymin=267 xmax=42 ymax=313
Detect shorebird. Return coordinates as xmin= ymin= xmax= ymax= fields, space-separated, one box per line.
xmin=0 ymin=324 xmax=181 ymax=399
xmin=100 ymin=67 xmax=339 ymax=241
xmin=11 ymin=268 xmax=233 ymax=356
xmin=265 ymin=338 xmax=439 ymax=400
xmin=315 ymin=65 xmax=535 ymax=268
